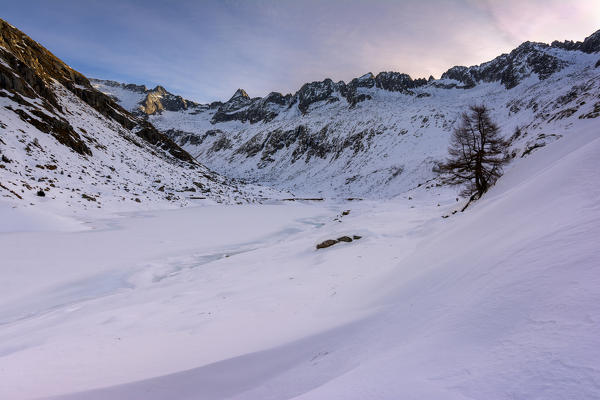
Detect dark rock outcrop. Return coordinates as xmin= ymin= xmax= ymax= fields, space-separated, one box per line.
xmin=134 ymin=121 xmax=196 ymax=163
xmin=211 ymin=89 xmax=292 ymax=124
xmin=375 ymin=72 xmax=428 ymax=92
xmin=140 ymin=85 xmax=198 ymax=114
xmin=441 ymin=41 xmax=568 ymax=89
xmin=293 ymin=79 xmax=342 ymax=114
xmin=211 ymin=88 xmax=252 ymax=122
xmin=551 ymin=29 xmax=600 ymax=54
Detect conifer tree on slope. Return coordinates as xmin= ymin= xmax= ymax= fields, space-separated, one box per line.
xmin=436 ymin=105 xmax=509 ymax=199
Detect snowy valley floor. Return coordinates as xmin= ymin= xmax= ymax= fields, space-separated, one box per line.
xmin=1 ymin=124 xmax=600 ymax=400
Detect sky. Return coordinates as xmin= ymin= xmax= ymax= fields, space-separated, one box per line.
xmin=3 ymin=0 xmax=599 ymax=103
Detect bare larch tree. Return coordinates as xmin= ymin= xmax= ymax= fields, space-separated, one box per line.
xmin=436 ymin=105 xmax=509 ymax=199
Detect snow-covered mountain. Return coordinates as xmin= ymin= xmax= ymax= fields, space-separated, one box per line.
xmin=93 ymin=30 xmax=600 ymax=198
xmin=0 ymin=19 xmax=269 ymax=212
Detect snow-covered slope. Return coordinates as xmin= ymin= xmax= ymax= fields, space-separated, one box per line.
xmin=0 ymin=19 xmax=267 ymax=213
xmin=1 ymin=118 xmax=598 ymax=400
xmin=93 ymin=30 xmax=600 ymax=198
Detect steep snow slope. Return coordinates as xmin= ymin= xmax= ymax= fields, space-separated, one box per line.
xmin=1 ymin=120 xmax=598 ymax=399
xmin=93 ymin=31 xmax=600 ymax=198
xmin=0 ymin=19 xmax=267 ymax=213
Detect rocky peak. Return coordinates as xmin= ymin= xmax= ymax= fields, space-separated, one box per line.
xmin=222 ymin=89 xmax=252 ymax=110
xmin=582 ymin=29 xmax=600 ymax=53
xmin=293 ymin=78 xmax=340 ymax=114
xmin=152 ymin=85 xmax=168 ymax=95
xmin=230 ymin=88 xmax=249 ymax=101
xmin=263 ymin=91 xmax=291 ymax=106
xmin=357 ymin=72 xmax=375 ymax=81
xmin=349 ymin=72 xmax=376 ymax=88
xmin=210 ymin=88 xmax=255 ymax=123
xmin=211 ymin=89 xmax=293 ymax=124
xmin=374 ymin=72 xmax=428 ymax=92
xmin=441 ymin=40 xmax=567 ymax=89
xmin=137 ymin=85 xmax=200 ymax=115
xmin=551 ymin=29 xmax=600 ymax=54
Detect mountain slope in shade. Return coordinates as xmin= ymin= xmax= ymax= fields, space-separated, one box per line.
xmin=0 ymin=19 xmax=269 ymax=211
xmin=93 ymin=29 xmax=600 ymax=198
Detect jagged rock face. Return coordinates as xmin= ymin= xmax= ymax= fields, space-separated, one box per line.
xmin=140 ymin=85 xmax=196 ymax=115
xmin=348 ymin=73 xmax=376 ymax=90
xmin=440 ymin=66 xmax=477 ymax=88
xmin=551 ymin=29 xmax=600 ymax=54
xmin=215 ymin=89 xmax=252 ymax=116
xmin=375 ymin=72 xmax=428 ymax=92
xmin=293 ymin=78 xmax=341 ymax=114
xmin=341 ymin=73 xmax=375 ymax=106
xmin=165 ymin=128 xmax=233 ymax=152
xmin=441 ymin=42 xmax=569 ymax=89
xmin=233 ymin=123 xmax=390 ymax=170
xmin=210 ymin=89 xmax=251 ymax=123
xmin=579 ymin=30 xmax=600 ymax=53
xmin=234 ymin=124 xmax=334 ymax=166
xmin=211 ymin=89 xmax=292 ymax=124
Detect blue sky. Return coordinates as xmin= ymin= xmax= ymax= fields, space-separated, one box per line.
xmin=3 ymin=0 xmax=598 ymax=102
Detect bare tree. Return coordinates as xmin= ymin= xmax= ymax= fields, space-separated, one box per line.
xmin=436 ymin=105 xmax=509 ymax=199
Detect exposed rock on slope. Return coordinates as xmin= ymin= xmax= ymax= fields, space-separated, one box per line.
xmin=441 ymin=42 xmax=567 ymax=89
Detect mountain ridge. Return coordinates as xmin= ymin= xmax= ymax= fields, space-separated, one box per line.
xmin=93 ymin=28 xmax=600 ymax=121
xmin=93 ymin=28 xmax=600 ymax=198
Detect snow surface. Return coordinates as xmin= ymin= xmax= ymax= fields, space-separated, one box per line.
xmin=89 ymin=80 xmax=147 ymax=113
xmin=1 ymin=120 xmax=599 ymax=399
xmin=0 ymin=202 xmax=86 ymax=233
